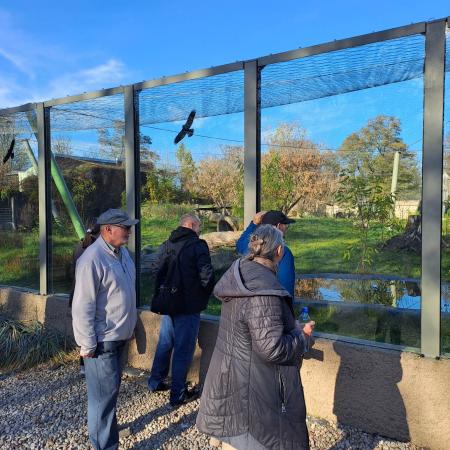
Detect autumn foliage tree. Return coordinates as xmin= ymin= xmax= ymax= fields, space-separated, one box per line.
xmin=261 ymin=123 xmax=337 ymax=215
xmin=195 ymin=146 xmax=243 ymax=208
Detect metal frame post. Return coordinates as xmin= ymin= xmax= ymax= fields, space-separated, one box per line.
xmin=37 ymin=103 xmax=52 ymax=295
xmin=124 ymin=86 xmax=141 ymax=305
xmin=421 ymin=20 xmax=446 ymax=358
xmin=244 ymin=60 xmax=261 ymax=226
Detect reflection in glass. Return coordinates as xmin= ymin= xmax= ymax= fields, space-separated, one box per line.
xmin=49 ymin=95 xmax=126 ymax=293
xmin=0 ymin=111 xmax=39 ymax=290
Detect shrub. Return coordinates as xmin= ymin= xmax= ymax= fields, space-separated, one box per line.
xmin=0 ymin=315 xmax=75 ymax=371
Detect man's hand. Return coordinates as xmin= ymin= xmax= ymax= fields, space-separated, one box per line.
xmin=253 ymin=211 xmax=266 ymax=225
xmin=80 ymin=349 xmax=96 ymax=358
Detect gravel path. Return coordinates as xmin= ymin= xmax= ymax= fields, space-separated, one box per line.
xmin=0 ymin=363 xmax=424 ymax=450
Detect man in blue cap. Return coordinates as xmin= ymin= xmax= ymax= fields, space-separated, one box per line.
xmin=72 ymin=208 xmax=138 ymax=450
xmin=236 ymin=210 xmax=296 ymax=297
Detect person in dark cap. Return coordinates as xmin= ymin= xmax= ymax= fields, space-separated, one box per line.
xmin=72 ymin=208 xmax=138 ymax=450
xmin=236 ymin=210 xmax=296 ymax=297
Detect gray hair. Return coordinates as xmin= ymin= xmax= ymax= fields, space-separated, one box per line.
xmin=180 ymin=213 xmax=200 ymax=226
xmin=247 ymin=224 xmax=284 ymax=261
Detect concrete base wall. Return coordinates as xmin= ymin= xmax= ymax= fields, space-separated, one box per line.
xmin=1 ymin=287 xmax=450 ymax=449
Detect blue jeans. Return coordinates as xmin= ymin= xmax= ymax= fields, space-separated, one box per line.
xmin=84 ymin=341 xmax=126 ymax=450
xmin=148 ymin=313 xmax=200 ymax=403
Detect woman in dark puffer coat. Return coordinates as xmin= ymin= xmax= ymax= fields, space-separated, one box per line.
xmin=196 ymin=225 xmax=314 ymax=450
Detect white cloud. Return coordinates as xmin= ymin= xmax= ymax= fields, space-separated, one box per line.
xmin=47 ymin=59 xmax=128 ymax=99
xmin=0 ymin=9 xmax=132 ymax=108
xmin=0 ymin=58 xmax=130 ymax=108
xmin=0 ymin=47 xmax=34 ymax=78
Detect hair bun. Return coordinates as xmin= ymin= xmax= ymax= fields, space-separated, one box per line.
xmin=250 ymin=235 xmax=264 ymax=245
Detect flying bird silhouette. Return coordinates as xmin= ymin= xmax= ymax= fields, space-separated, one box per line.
xmin=174 ymin=110 xmax=196 ymax=144
xmin=2 ymin=139 xmax=15 ymax=164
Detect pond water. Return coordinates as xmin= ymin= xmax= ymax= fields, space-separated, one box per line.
xmin=294 ymin=275 xmax=450 ymax=313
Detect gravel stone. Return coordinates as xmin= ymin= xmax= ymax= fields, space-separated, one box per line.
xmin=0 ymin=363 xmax=426 ymax=449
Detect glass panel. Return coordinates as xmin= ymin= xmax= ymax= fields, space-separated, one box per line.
xmin=49 ymin=94 xmax=126 ymax=294
xmin=138 ymin=71 xmax=245 ymax=311
xmin=441 ymin=32 xmax=450 ymax=356
xmin=260 ymin=35 xmax=425 ymax=348
xmin=0 ymin=110 xmax=39 ymax=290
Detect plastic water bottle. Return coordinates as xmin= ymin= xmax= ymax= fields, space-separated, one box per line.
xmin=299 ymin=306 xmax=312 ymax=352
xmin=299 ymin=306 xmax=310 ymax=325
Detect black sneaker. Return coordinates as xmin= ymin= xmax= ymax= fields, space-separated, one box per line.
xmin=150 ymin=381 xmax=170 ymax=392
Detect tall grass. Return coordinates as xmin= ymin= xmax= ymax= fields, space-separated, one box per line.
xmin=141 ymin=202 xmax=195 ymax=220
xmin=0 ymin=315 xmax=75 ymax=371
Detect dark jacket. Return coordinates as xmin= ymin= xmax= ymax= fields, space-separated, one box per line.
xmin=68 ymin=237 xmax=98 ymax=307
xmin=236 ymin=222 xmax=296 ymax=297
xmin=154 ymin=226 xmax=214 ymax=314
xmin=196 ymin=258 xmax=310 ymax=450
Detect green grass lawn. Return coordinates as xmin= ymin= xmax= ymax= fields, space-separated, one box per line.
xmin=289 ymin=217 xmax=423 ymax=278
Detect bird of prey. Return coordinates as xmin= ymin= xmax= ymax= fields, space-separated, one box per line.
xmin=2 ymin=139 xmax=15 ymax=164
xmin=174 ymin=110 xmax=196 ymax=144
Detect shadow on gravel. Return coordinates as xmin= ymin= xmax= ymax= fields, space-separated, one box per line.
xmin=130 ymin=410 xmax=198 ymax=450
xmin=123 ymin=403 xmax=169 ymax=435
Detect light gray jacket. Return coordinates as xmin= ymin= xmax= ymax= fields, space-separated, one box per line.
xmin=72 ymin=236 xmax=137 ymax=355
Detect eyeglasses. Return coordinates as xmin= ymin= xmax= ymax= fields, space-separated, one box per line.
xmin=112 ymin=224 xmax=132 ymax=231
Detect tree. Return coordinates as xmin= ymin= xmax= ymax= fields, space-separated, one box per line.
xmin=195 ymin=146 xmax=243 ymax=208
xmin=444 ymin=132 xmax=450 ymax=173
xmin=98 ymin=121 xmax=157 ymax=165
xmin=52 ymin=135 xmax=73 ymax=156
xmin=144 ymin=166 xmax=179 ymax=204
xmin=175 ymin=143 xmax=197 ymax=194
xmin=71 ymin=173 xmax=96 ymax=221
xmin=335 ymin=170 xmax=395 ymax=271
xmin=140 ymin=134 xmax=158 ymax=167
xmin=338 ymin=115 xmax=420 ymax=200
xmin=261 ymin=123 xmax=336 ymax=215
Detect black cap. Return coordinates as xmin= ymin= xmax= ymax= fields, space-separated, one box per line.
xmin=261 ymin=210 xmax=295 ymax=226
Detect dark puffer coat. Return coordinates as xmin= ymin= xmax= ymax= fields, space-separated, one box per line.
xmin=196 ymin=258 xmax=310 ymax=450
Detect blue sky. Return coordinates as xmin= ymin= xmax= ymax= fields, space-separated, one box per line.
xmin=0 ymin=0 xmax=448 ymax=106
xmin=1 ymin=1 xmax=449 ymax=163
